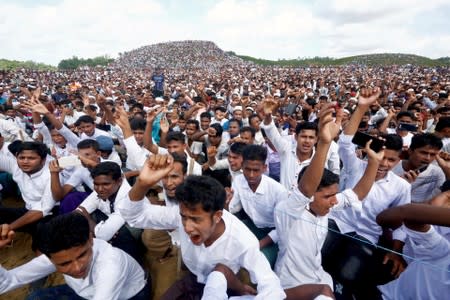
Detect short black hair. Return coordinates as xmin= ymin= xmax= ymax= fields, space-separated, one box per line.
xmin=186 ymin=119 xmax=200 ymax=130
xmin=228 ymin=118 xmax=243 ymax=127
xmin=15 ymin=142 xmax=48 ymax=159
xmin=175 ymin=175 xmax=225 ymax=213
xmin=172 ymin=152 xmax=188 ymax=174
xmin=410 ymin=133 xmax=443 ymax=151
xmin=435 ymin=117 xmax=450 ymax=132
xmin=240 ymin=126 xmax=255 ymax=137
xmin=75 ymin=115 xmax=95 ymax=126
xmin=90 ymin=161 xmax=122 ymax=180
xmin=248 ymin=114 xmax=261 ymax=125
xmin=209 ymin=123 xmax=223 ymax=137
xmin=295 ymin=121 xmax=318 ymax=135
xmin=298 ymin=167 xmax=339 ymax=190
xmin=77 ymin=139 xmax=100 ymax=151
xmin=243 ymin=144 xmax=267 ymax=163
xmin=165 ymin=131 xmax=186 ymax=144
xmin=396 ymin=111 xmax=415 ymax=121
xmin=130 ymin=118 xmax=146 ymax=131
xmin=214 ymin=106 xmax=227 ymax=113
xmin=381 ymin=133 xmax=403 ymax=152
xmin=36 ymin=213 xmax=90 ymax=257
xmin=229 ymin=142 xmax=247 ymax=156
xmin=200 ymin=112 xmax=211 ymax=120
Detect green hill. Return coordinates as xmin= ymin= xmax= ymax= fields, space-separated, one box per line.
xmin=0 ymin=59 xmax=56 ymax=70
xmin=235 ymin=53 xmax=449 ymax=67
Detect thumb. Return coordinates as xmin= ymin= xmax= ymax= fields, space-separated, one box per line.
xmin=382 ymin=254 xmax=389 ymax=265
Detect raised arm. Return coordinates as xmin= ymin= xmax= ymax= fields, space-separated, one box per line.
xmin=344 ymin=87 xmax=381 ymax=136
xmin=299 ymin=102 xmax=341 ymax=197
xmin=143 ymin=107 xmax=163 ymax=154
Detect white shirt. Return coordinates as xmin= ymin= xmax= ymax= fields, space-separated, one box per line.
xmin=158 ymin=147 xmax=202 ymax=175
xmin=65 ymin=158 xmax=119 ymax=191
xmin=392 ymin=161 xmax=445 ymax=203
xmin=378 ymin=226 xmax=450 ymax=300
xmin=117 ymin=197 xmax=286 ymax=300
xmin=0 ymin=239 xmax=146 ymax=300
xmin=332 ymin=134 xmax=411 ymax=243
xmin=275 ymin=189 xmax=360 ymax=290
xmin=261 ymin=120 xmax=339 ymax=198
xmin=230 ymin=174 xmax=287 ymax=242
xmin=209 ymin=158 xmax=242 ymax=181
xmin=123 ymin=136 xmax=151 ymax=170
xmin=0 ymin=118 xmax=30 ymax=142
xmin=80 ymin=128 xmax=110 ymax=141
xmin=79 ymin=180 xmax=130 ymax=241
xmin=0 ymin=153 xmax=55 ymax=216
xmin=202 ymin=271 xmax=255 ymax=300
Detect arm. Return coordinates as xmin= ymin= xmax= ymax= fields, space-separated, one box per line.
xmin=343 ymin=87 xmax=381 ymax=135
xmin=49 ymin=160 xmax=73 ymax=201
xmin=143 ymin=108 xmax=163 ymax=154
xmin=260 ymin=97 xmax=290 ymax=154
xmin=378 ymin=108 xmax=396 ymax=134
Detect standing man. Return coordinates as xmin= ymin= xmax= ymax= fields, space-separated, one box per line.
xmin=151 ymin=67 xmax=165 ymax=98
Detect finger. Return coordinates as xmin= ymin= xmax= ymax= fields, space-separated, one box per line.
xmin=382 ymin=255 xmax=389 ymax=265
xmin=1 ymin=225 xmax=8 ymax=240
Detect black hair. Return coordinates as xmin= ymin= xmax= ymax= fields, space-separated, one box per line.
xmin=229 ymin=141 xmax=247 ymax=156
xmin=380 ymin=133 xmax=403 ymax=152
xmin=186 ymin=119 xmax=200 ymax=130
xmin=175 ymin=175 xmax=225 ymax=213
xmin=248 ymin=114 xmax=261 ymax=125
xmin=409 ymin=133 xmax=443 ymax=151
xmin=90 ymin=161 xmax=122 ymax=180
xmin=306 ymin=98 xmax=316 ymax=107
xmin=131 ymin=103 xmax=144 ymax=111
xmin=37 ymin=213 xmax=90 ymax=257
xmin=214 ymin=106 xmax=227 ymax=113
xmin=209 ymin=123 xmax=223 ymax=137
xmin=396 ymin=111 xmax=415 ymax=121
xmin=295 ymin=121 xmax=318 ymax=135
xmin=243 ymin=144 xmax=267 ymax=163
xmin=228 ymin=118 xmax=243 ymax=127
xmin=85 ymin=104 xmax=97 ymax=112
xmin=200 ymin=112 xmax=211 ymax=120
xmin=130 ymin=118 xmax=147 ymax=131
xmin=74 ymin=115 xmax=95 ymax=126
xmin=435 ymin=117 xmax=450 ymax=132
xmin=240 ymin=126 xmax=256 ymax=137
xmin=15 ymin=142 xmax=48 ymax=159
xmin=165 ymin=131 xmax=186 ymax=144
xmin=298 ymin=167 xmax=339 ymax=190
xmin=172 ymin=152 xmax=188 ymax=174
xmin=436 ymin=107 xmax=450 ymax=115
xmin=77 ymin=139 xmax=100 ymax=151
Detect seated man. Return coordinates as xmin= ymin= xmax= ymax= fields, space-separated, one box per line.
xmin=117 ymin=155 xmax=286 ymax=299
xmin=275 ymin=103 xmax=383 ymax=300
xmin=76 ymin=161 xmax=143 ymax=263
xmin=229 ymin=144 xmax=287 ymax=268
xmin=0 ymin=141 xmax=56 ymax=246
xmin=0 ymin=213 xmax=150 ymax=299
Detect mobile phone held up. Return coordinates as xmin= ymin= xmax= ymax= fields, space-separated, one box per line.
xmin=397 ymin=122 xmax=418 ymax=132
xmin=352 ymin=131 xmax=385 ymax=152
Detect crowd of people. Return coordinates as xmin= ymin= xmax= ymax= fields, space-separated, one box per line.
xmin=0 ymin=58 xmax=449 ymax=300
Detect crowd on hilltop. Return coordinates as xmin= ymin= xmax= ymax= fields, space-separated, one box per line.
xmin=113 ymin=40 xmax=248 ymax=70
xmin=0 ymin=62 xmax=450 ymax=300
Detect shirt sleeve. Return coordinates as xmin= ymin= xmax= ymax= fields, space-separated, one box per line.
xmin=326 ymin=141 xmax=340 ymax=175
xmin=333 ymin=189 xmax=362 ymax=211
xmin=123 ymin=136 xmax=149 ymax=170
xmin=338 ymin=134 xmax=365 ymax=181
xmin=117 ymin=195 xmax=180 ymax=230
xmin=79 ymin=192 xmax=99 ymax=214
xmin=37 ymin=180 xmax=57 ymax=216
xmin=404 ymin=226 xmax=449 ymax=260
xmin=57 ymin=125 xmax=81 ymax=149
xmin=0 ymin=149 xmax=16 ymax=173
xmin=201 ymin=271 xmax=229 ymax=300
xmin=392 ymin=182 xmax=411 ymax=242
xmin=94 ymin=212 xmax=127 ymax=242
xmin=260 ymin=120 xmax=290 ymax=155
xmin=0 ymin=255 xmax=56 ymax=294
xmin=210 ymin=158 xmax=229 ymax=171
xmin=228 ymin=181 xmax=242 ymax=214
xmin=34 ymin=122 xmax=52 ymax=145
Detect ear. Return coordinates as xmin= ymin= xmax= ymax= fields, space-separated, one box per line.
xmin=213 ymin=210 xmax=223 ymax=224
xmin=263 ymin=164 xmax=268 ymax=172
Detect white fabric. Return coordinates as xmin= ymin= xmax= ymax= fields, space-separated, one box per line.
xmin=123 ymin=136 xmax=151 ymax=170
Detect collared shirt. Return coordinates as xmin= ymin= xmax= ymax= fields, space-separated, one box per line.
xmin=0 ymin=239 xmax=146 ymax=300
xmin=275 ymin=188 xmax=360 ymax=290
xmin=66 ymin=158 xmax=118 ymax=191
xmin=157 ymin=147 xmax=202 ymax=175
xmin=378 ymin=226 xmax=450 ymax=300
xmin=332 ymin=134 xmax=411 ymax=243
xmin=79 ymin=180 xmax=131 ymax=241
xmin=117 ymin=198 xmax=286 ymax=299
xmin=0 ymin=153 xmax=55 ymax=216
xmin=392 ymin=161 xmax=445 ymax=203
xmin=261 ymin=120 xmax=339 ymax=197
xmin=230 ymin=174 xmax=287 ymax=242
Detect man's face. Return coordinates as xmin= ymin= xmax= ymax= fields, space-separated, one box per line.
xmin=208 ymin=128 xmax=222 ymax=147
xmin=240 ymin=131 xmax=254 ymax=144
xmin=78 ymin=122 xmax=95 ymax=136
xmin=233 ymin=110 xmax=243 ymax=121
xmin=16 ymin=150 xmax=45 ymax=174
xmin=179 ymin=202 xmax=222 ymax=246
xmin=398 ymin=116 xmax=414 ymax=125
xmin=78 ymin=147 xmax=100 ymax=167
xmin=295 ymin=129 xmax=317 ymax=155
xmin=200 ymin=117 xmax=211 ymax=131
xmin=93 ymin=175 xmax=122 ymax=200
xmin=408 ymin=145 xmax=440 ymax=169
xmin=228 ymin=151 xmax=243 ymax=171
xmin=310 ymin=183 xmax=339 ymax=216
xmin=243 ymin=160 xmax=266 ymax=187
xmin=215 ymin=110 xmax=225 ymax=121
xmin=162 ymin=162 xmax=185 ymax=198
xmin=249 ymin=116 xmax=261 ymax=130
xmin=50 ymin=129 xmax=67 ymax=147
xmin=178 ymin=119 xmax=187 ymax=131
xmin=185 ymin=124 xmax=198 ymax=138
xmin=133 ymin=130 xmax=145 ymax=146
xmin=49 ymin=238 xmax=94 ymax=279
xmin=376 ymin=149 xmax=401 ymax=180
xmin=167 ymin=141 xmax=185 ymax=154
xmin=228 ymin=122 xmax=240 ymax=137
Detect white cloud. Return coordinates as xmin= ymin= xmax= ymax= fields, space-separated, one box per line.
xmin=0 ymin=0 xmax=448 ymax=65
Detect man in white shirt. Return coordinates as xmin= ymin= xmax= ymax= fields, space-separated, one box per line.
xmin=229 ymin=144 xmax=287 ymax=268
xmin=117 ymin=155 xmax=286 ymax=299
xmin=0 ymin=213 xmax=150 ymax=299
xmin=275 ymin=103 xmax=382 ymax=299
xmin=74 ymin=115 xmax=110 ymax=141
xmin=76 ymin=161 xmax=142 ymax=263
xmin=207 ymin=141 xmax=246 ymax=181
xmin=0 ymin=141 xmax=56 ymax=246
xmin=391 ymin=133 xmax=445 ymax=203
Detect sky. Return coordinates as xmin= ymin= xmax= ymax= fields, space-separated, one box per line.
xmin=1 ymin=0 xmax=449 ymax=66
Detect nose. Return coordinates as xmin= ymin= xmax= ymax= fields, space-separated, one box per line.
xmin=379 ymin=158 xmax=389 ymax=168
xmin=72 ymin=260 xmax=82 ymax=274
xmin=184 ymin=219 xmax=195 ymax=234
xmin=330 ymin=196 xmax=338 ymax=206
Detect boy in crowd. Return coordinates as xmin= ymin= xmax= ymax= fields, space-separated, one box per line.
xmin=118 ymin=156 xmax=286 ymax=299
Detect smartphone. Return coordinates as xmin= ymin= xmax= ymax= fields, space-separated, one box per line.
xmin=285 ymin=103 xmax=299 ymax=116
xmin=398 ymin=123 xmax=418 ymax=132
xmin=352 ymin=131 xmax=385 ymax=152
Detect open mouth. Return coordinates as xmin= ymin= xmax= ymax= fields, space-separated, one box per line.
xmin=189 ymin=234 xmax=202 ymax=244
